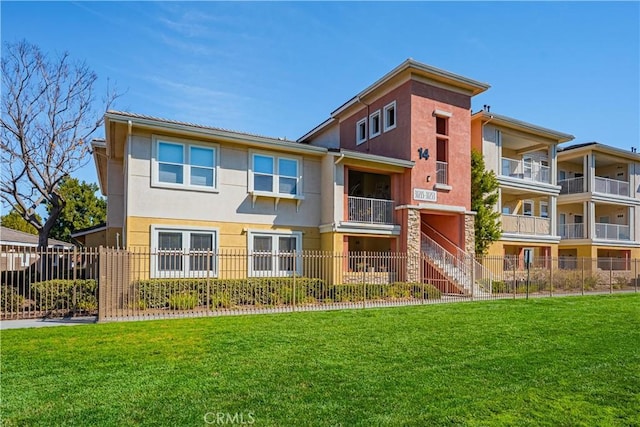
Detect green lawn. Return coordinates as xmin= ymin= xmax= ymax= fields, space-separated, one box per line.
xmin=2 ymin=295 xmax=639 ymax=426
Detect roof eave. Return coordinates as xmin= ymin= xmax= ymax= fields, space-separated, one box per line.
xmin=472 ymin=111 xmax=574 ymax=143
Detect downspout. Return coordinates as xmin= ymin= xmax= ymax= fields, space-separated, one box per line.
xmin=122 ymin=120 xmax=132 ymax=250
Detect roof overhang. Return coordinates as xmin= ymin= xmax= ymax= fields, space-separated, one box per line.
xmin=558 ymin=142 xmax=640 ymax=162
xmin=332 ymin=59 xmax=490 ymax=119
xmin=105 ymin=111 xmax=328 ymax=157
xmin=472 ymin=111 xmax=574 ymax=143
xmin=91 ymin=139 xmax=108 ymax=196
xmin=331 ymin=149 xmax=415 ymax=173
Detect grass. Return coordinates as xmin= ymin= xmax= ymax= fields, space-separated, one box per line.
xmin=1 ymin=295 xmax=639 ymax=426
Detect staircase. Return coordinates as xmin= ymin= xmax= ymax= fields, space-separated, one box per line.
xmin=421 ymin=222 xmax=492 ymax=296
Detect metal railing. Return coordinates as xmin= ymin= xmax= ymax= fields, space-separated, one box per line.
xmin=2 ymin=247 xmax=638 ymax=322
xmin=595 ymin=223 xmax=630 ymax=241
xmin=436 ymin=161 xmax=448 ymax=185
xmin=347 ymin=196 xmax=395 ymax=224
xmin=558 ymin=177 xmax=584 ymax=194
xmin=558 ymin=223 xmax=585 ymax=239
xmin=501 ymin=157 xmax=550 ymax=184
xmin=594 ymin=176 xmax=629 ymax=197
xmin=501 ymin=214 xmax=551 ymax=235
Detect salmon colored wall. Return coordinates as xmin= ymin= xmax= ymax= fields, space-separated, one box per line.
xmin=339 ymin=81 xmax=413 ymax=160
xmin=422 ymin=214 xmax=463 ymax=249
xmin=410 ymin=81 xmax=472 ymax=210
xmin=471 ymin=118 xmax=483 ymax=153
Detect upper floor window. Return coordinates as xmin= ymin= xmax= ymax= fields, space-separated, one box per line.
xmin=383 ymin=101 xmax=396 ymax=132
xmin=356 ymin=118 xmax=367 ymax=145
xmin=250 ymin=152 xmax=301 ymax=197
xmin=436 ymin=116 xmax=448 ymax=136
xmin=153 ymin=137 xmax=218 ymax=192
xmin=369 ymin=110 xmax=381 ymax=139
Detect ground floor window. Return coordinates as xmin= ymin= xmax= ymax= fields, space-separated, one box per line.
xmin=248 ymin=231 xmax=302 ymax=277
xmin=151 ymin=226 xmax=218 ymax=278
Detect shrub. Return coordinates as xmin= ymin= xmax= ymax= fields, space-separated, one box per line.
xmin=30 ymin=279 xmax=97 ymax=313
xmin=168 ymin=292 xmax=199 ymax=310
xmin=1 ymin=285 xmax=25 ymax=312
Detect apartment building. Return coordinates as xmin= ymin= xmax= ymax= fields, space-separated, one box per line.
xmin=471 ymin=111 xmax=574 ymax=259
xmin=557 ymin=142 xmax=640 ymax=263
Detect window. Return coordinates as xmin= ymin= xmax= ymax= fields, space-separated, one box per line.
xmin=248 ymin=231 xmax=302 ymax=277
xmin=151 ymin=226 xmax=218 ymax=278
xmin=523 ymin=200 xmax=533 ymax=216
xmin=356 ymin=118 xmax=367 ymax=145
xmin=250 ymin=152 xmax=301 ymax=197
xmin=436 ymin=116 xmax=448 ymax=136
xmin=436 ymin=138 xmax=448 ymax=185
xmin=383 ymin=101 xmax=396 ymax=132
xmin=540 ymin=201 xmax=549 ymax=218
xmin=369 ymin=110 xmax=381 ymax=139
xmin=153 ymin=137 xmax=218 ymax=191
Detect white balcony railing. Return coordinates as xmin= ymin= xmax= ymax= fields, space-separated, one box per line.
xmin=595 ymin=223 xmax=630 ymax=241
xmin=501 ymin=214 xmax=551 ymax=235
xmin=558 ymin=177 xmax=584 ymax=195
xmin=348 ymin=196 xmax=395 ymax=225
xmin=558 ymin=223 xmax=585 ymax=239
xmin=501 ymin=157 xmax=550 ymax=184
xmin=594 ymin=177 xmax=629 ymax=197
xmin=436 ymin=161 xmax=448 ymax=185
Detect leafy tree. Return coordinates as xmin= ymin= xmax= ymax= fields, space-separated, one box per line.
xmin=471 ymin=149 xmax=501 ymax=255
xmin=0 ymin=208 xmax=41 ymax=235
xmin=0 ymin=40 xmax=118 ymax=248
xmin=46 ymin=177 xmax=106 ymax=242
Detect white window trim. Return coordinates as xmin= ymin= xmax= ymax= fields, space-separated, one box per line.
xmin=150 ymin=225 xmax=219 ymax=278
xmin=383 ymin=101 xmax=396 ymax=132
xmin=356 ymin=117 xmax=367 ymax=145
xmin=248 ymin=230 xmax=303 ymax=277
xmin=369 ymin=110 xmax=381 ymax=139
xmin=523 ymin=200 xmax=534 ymax=216
xmin=540 ymin=201 xmax=549 ymax=218
xmin=248 ymin=150 xmax=304 ymax=208
xmin=151 ymin=135 xmax=220 ymax=193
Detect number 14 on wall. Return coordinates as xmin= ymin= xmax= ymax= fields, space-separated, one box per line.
xmin=417 ymin=148 xmax=430 ymax=161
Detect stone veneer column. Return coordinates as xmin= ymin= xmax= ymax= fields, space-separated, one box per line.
xmin=406 ymin=207 xmax=421 ymax=283
xmin=465 ymin=213 xmax=476 ymax=256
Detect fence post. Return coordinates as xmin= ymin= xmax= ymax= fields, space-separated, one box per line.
xmin=362 ymin=252 xmax=367 ymax=309
xmin=292 ymin=253 xmax=297 ymax=312
xmin=98 ymin=246 xmax=107 ymax=322
xmin=512 ymin=257 xmax=516 ymax=300
xmin=609 ymin=258 xmax=613 ymax=294
xmin=581 ymin=257 xmax=585 ymax=296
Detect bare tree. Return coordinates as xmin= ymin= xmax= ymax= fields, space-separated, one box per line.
xmin=1 ymin=40 xmax=118 ymax=247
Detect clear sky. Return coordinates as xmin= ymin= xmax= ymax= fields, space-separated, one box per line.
xmin=2 ymin=1 xmax=639 ymax=186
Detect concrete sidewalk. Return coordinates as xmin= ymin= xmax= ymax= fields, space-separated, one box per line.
xmin=1 ymin=316 xmax=97 ymax=330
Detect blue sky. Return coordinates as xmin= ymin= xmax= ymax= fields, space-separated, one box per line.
xmin=2 ymin=1 xmax=639 ymax=186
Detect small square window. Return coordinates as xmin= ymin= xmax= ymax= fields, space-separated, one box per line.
xmin=369 ymin=110 xmax=381 ymax=138
xmin=383 ymin=101 xmax=396 ymax=132
xmin=356 ymin=118 xmax=367 ymax=145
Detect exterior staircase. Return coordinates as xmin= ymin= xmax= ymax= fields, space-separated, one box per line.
xmin=420 ymin=222 xmax=492 ymax=296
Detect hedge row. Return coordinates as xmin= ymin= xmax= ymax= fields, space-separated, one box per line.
xmin=30 ymin=279 xmax=98 ymax=312
xmin=133 ymin=278 xmax=442 ymax=310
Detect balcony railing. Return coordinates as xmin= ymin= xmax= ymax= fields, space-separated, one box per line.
xmin=595 ymin=223 xmax=630 ymax=241
xmin=558 ymin=223 xmax=585 ymax=239
xmin=558 ymin=177 xmax=584 ymax=195
xmin=594 ymin=176 xmax=629 ymax=197
xmin=348 ymin=196 xmax=395 ymax=225
xmin=501 ymin=157 xmax=550 ymax=184
xmin=436 ymin=161 xmax=448 ymax=185
xmin=501 ymin=214 xmax=551 ymax=235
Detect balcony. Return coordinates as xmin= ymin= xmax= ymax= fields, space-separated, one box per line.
xmin=559 ymin=223 xmax=585 ymax=239
xmin=501 ymin=214 xmax=551 ymax=236
xmin=559 ymin=177 xmax=584 ymax=195
xmin=348 ymin=196 xmax=395 ymax=225
xmin=594 ymin=177 xmax=629 ymax=197
xmin=595 ymin=223 xmax=630 ymax=241
xmin=501 ymin=157 xmax=550 ymax=184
